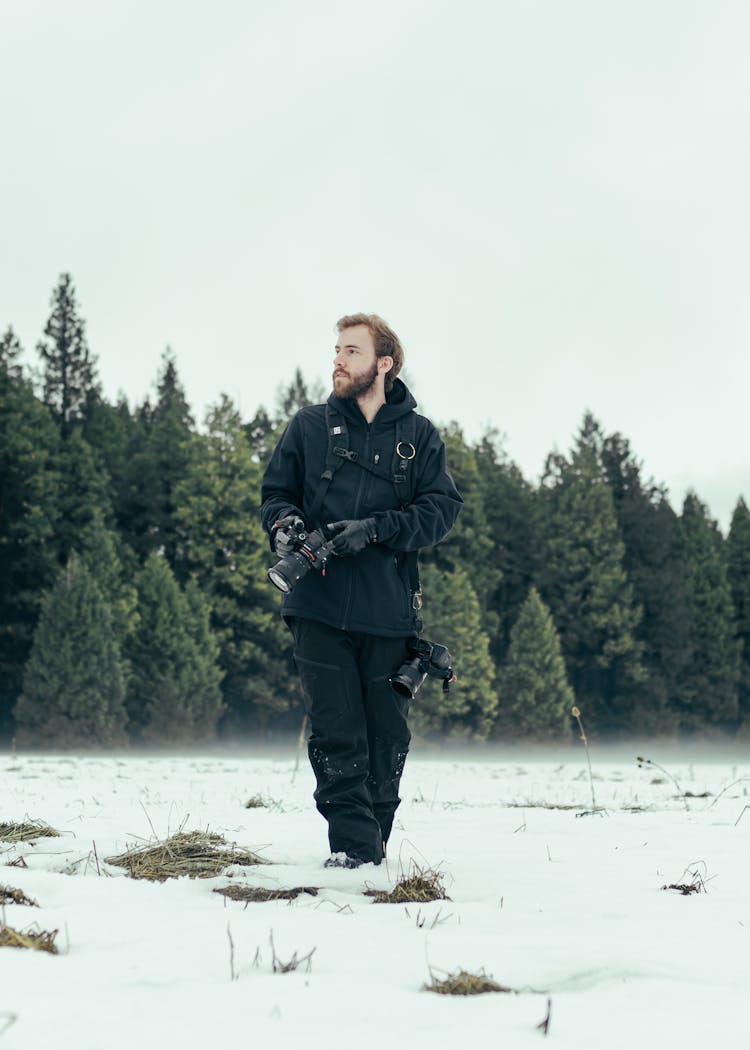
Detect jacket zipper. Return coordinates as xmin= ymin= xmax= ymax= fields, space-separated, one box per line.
xmin=341 ymin=427 xmax=370 ymax=629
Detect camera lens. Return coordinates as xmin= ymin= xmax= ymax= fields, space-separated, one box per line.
xmin=267 ymin=566 xmax=293 ymax=593
xmin=389 ymin=660 xmax=427 ymax=701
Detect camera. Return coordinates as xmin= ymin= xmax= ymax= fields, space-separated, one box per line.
xmin=389 ymin=638 xmax=456 ymax=700
xmin=267 ymin=519 xmax=337 ymax=594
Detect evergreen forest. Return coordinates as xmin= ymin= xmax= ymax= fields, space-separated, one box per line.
xmin=2 ymin=275 xmax=749 ymax=747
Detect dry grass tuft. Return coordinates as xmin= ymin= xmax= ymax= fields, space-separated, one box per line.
xmin=215 ymin=884 xmax=318 ymax=903
xmin=661 ymin=863 xmax=708 ymax=895
xmin=0 ymin=820 xmax=61 ymax=843
xmin=423 ymin=968 xmax=512 ymax=996
xmin=105 ymin=830 xmax=268 ymax=882
xmin=662 ymin=876 xmax=706 ymax=895
xmin=365 ymin=864 xmax=449 ymax=904
xmin=0 ymin=885 xmax=38 ymax=907
xmin=0 ymin=923 xmax=58 ymax=954
xmin=506 ymin=801 xmax=584 ymax=811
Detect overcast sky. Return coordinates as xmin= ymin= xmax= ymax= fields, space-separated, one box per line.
xmin=2 ymin=1 xmax=748 ymax=530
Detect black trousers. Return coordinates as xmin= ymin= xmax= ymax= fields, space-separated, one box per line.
xmin=288 ymin=617 xmax=412 ymax=865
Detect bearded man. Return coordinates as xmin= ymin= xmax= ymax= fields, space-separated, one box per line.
xmin=260 ymin=313 xmax=462 ymax=868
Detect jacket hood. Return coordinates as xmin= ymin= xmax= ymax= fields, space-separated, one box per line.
xmin=328 ymin=377 xmax=417 ymax=426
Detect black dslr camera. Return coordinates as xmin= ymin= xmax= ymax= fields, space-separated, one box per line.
xmin=389 ymin=638 xmax=456 ymax=700
xmin=267 ymin=519 xmax=337 ymax=594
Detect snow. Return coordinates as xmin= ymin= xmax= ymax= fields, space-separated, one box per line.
xmin=1 ymin=747 xmax=748 ymax=1049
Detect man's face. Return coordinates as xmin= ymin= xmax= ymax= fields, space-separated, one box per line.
xmin=333 ymin=325 xmax=379 ymax=399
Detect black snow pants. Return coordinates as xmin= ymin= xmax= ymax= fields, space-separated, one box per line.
xmin=288 ymin=617 xmax=412 ymax=865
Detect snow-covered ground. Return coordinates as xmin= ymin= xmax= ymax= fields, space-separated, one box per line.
xmin=1 ymin=746 xmax=748 ymax=1049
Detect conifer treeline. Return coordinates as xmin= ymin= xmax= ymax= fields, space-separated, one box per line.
xmin=1 ymin=275 xmax=749 ymax=746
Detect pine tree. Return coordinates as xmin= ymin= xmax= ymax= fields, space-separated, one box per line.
xmin=53 ymin=427 xmax=114 ymax=563
xmin=77 ymin=511 xmax=139 ymax=649
xmin=420 ymin=424 xmax=501 ymax=639
xmin=183 ymin=577 xmax=226 ymax=737
xmin=148 ymin=350 xmax=196 ymax=564
xmin=474 ymin=430 xmax=537 ymax=667
xmin=728 ymin=497 xmax=750 ymax=729
xmin=120 ymin=352 xmax=196 ymax=563
xmin=678 ymin=493 xmax=740 ymax=730
xmin=495 ymin=587 xmax=574 ymax=740
xmin=245 ymin=405 xmax=281 ymax=469
xmin=14 ymin=555 xmax=128 ymax=748
xmin=83 ymin=395 xmax=135 ymax=533
xmin=601 ymin=431 xmax=688 ymax=734
xmin=174 ymin=395 xmax=299 ymax=729
xmin=37 ymin=274 xmax=100 ymax=434
xmin=537 ymin=415 xmax=643 ymax=734
xmin=0 ymin=326 xmax=24 ymax=380
xmin=275 ymin=368 xmax=325 ymax=420
xmin=411 ymin=562 xmax=497 ymax=740
xmin=126 ymin=553 xmax=223 ymax=743
xmin=245 ymin=369 xmax=324 ymax=470
xmin=0 ymin=361 xmax=61 ymax=736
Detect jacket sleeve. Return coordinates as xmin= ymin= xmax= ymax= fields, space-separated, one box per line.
xmin=260 ymin=414 xmax=306 ymax=548
xmin=371 ymin=421 xmax=463 ymax=552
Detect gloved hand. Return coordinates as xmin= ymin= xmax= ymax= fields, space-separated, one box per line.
xmin=327 ymin=518 xmax=377 ymax=556
xmin=272 ymin=514 xmax=306 ymax=556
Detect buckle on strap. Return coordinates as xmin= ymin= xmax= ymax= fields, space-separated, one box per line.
xmin=333 ymin=447 xmax=358 ymax=462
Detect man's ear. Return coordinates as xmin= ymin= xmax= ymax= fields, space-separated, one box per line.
xmin=379 ymin=355 xmax=394 ymax=374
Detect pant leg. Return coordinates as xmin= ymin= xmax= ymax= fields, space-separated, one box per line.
xmin=359 ymin=634 xmax=412 ymax=846
xmin=288 ymin=618 xmax=383 ymax=863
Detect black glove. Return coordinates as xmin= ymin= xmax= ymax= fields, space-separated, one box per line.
xmin=327 ymin=518 xmax=377 ymax=556
xmin=272 ymin=514 xmax=306 ymax=556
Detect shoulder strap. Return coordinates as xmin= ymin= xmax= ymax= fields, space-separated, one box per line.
xmin=392 ymin=412 xmax=422 ymax=631
xmin=392 ymin=412 xmax=418 ymax=509
xmin=307 ymin=404 xmax=350 ymax=528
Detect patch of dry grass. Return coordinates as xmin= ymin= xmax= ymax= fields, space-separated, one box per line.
xmin=105 ymin=830 xmax=268 ymax=882
xmin=423 ymin=969 xmax=512 ymax=996
xmin=215 ymin=884 xmax=318 ymax=903
xmin=661 ymin=862 xmax=708 ymax=895
xmin=0 ymin=820 xmax=61 ymax=843
xmin=0 ymin=885 xmax=38 ymax=907
xmin=365 ymin=864 xmax=449 ymax=904
xmin=505 ymin=801 xmax=584 ymax=811
xmin=0 ymin=923 xmax=58 ymax=954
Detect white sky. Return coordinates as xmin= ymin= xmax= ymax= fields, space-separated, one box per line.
xmin=2 ymin=1 xmax=749 ymax=530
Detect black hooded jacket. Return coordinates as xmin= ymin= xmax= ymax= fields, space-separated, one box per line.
xmin=260 ymin=379 xmax=463 ymax=637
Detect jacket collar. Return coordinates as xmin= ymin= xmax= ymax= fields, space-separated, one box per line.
xmin=327 ymin=378 xmax=416 ymax=427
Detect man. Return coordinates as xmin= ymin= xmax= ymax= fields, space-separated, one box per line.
xmin=260 ymin=313 xmax=462 ymax=868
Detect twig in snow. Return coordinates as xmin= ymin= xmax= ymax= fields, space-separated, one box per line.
xmin=536 ymin=997 xmax=552 ymax=1036
xmin=269 ymin=928 xmax=315 ymax=973
xmin=571 ymin=707 xmax=599 ymax=811
xmin=636 ymin=756 xmax=689 ymax=811
xmin=707 ymin=777 xmax=750 ymax=810
xmin=227 ymin=922 xmax=236 ymax=981
xmin=0 ymin=1012 xmax=18 ymax=1038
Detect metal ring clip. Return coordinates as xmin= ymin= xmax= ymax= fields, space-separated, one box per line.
xmin=395 ymin=441 xmax=416 ymax=460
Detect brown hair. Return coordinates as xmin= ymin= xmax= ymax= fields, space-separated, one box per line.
xmin=336 ymin=313 xmax=404 ymax=395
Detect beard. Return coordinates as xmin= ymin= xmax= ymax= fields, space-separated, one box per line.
xmin=333 ymin=360 xmax=379 ymax=400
